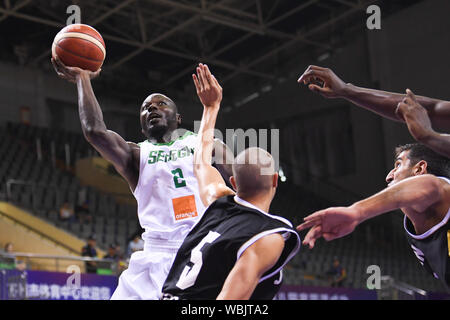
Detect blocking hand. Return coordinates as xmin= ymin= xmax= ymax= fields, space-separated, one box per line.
xmin=297 ymin=65 xmax=347 ymax=98
xmin=193 ymin=63 xmax=223 ymax=108
xmin=395 ymin=89 xmax=435 ymax=142
xmin=296 ymin=206 xmax=361 ymax=249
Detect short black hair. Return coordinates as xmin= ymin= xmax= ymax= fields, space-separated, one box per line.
xmin=395 ymin=143 xmax=450 ymax=178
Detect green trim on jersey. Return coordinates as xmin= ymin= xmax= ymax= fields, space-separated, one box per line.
xmin=139 ymin=130 xmax=196 ymax=147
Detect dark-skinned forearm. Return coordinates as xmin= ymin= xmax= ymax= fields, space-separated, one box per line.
xmin=420 ymin=132 xmax=450 ymax=158
xmin=342 ymin=84 xmax=443 ymax=122
xmin=76 ymin=73 xmax=107 ymax=137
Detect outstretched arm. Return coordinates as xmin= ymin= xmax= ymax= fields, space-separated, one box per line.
xmin=297 ymin=65 xmax=450 ymax=130
xmin=217 ymin=233 xmax=284 ymax=300
xmin=297 ymin=174 xmax=447 ymax=248
xmin=52 ymin=57 xmax=139 ymax=190
xmin=192 ymin=63 xmax=234 ymax=207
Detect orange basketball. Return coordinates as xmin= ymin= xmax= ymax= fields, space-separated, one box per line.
xmin=52 ymin=24 xmax=106 ymax=72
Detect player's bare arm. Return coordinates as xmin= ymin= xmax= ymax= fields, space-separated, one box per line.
xmin=192 ymin=63 xmax=234 ymax=207
xmin=217 ymin=233 xmax=285 ymax=300
xmin=297 ymin=174 xmax=449 ymax=248
xmin=212 ymin=138 xmax=234 ymax=184
xmin=52 ymin=56 xmax=139 ymax=190
xmin=297 ymin=65 xmax=450 ymax=130
xmin=396 ymin=89 xmax=450 ymax=158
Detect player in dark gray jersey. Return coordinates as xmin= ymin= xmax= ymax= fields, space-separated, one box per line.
xmin=298 ymin=143 xmax=450 ymax=289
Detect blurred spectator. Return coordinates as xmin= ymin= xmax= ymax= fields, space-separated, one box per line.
xmin=115 ymin=243 xmax=124 ymax=261
xmin=3 ymin=242 xmax=27 ymax=271
xmin=127 ymin=234 xmax=144 ymax=257
xmin=75 ymin=201 xmax=93 ymax=224
xmin=81 ymin=235 xmax=98 ymax=274
xmin=326 ymin=257 xmax=347 ymax=287
xmin=4 ymin=242 xmax=13 ymax=253
xmin=59 ymin=201 xmax=76 ymax=222
xmin=103 ymin=243 xmax=128 ymax=276
xmin=114 ymin=244 xmax=128 ymax=275
xmin=103 ymin=244 xmax=119 ymax=261
xmin=103 ymin=243 xmax=120 ymax=274
xmin=117 ymin=260 xmax=128 ymax=276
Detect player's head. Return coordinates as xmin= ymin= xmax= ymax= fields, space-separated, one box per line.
xmin=140 ymin=93 xmax=181 ymax=139
xmin=4 ymin=242 xmax=13 ymax=253
xmin=230 ymin=147 xmax=278 ymax=201
xmin=108 ymin=244 xmax=116 ymax=255
xmin=87 ymin=235 xmax=97 ymax=247
xmin=333 ymin=257 xmax=340 ymax=267
xmin=386 ymin=143 xmax=450 ymax=186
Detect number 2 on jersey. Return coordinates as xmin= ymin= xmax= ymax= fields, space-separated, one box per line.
xmin=171 ymin=168 xmax=186 ymax=188
xmin=176 ymin=231 xmax=221 ymax=290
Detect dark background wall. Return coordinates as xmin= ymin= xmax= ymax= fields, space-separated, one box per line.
xmin=217 ymin=0 xmax=450 ymax=204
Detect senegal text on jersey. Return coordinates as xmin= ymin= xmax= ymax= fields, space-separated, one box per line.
xmin=147 ymin=146 xmax=195 ymax=164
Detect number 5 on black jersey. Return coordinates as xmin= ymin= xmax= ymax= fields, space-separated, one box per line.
xmin=176 ymin=231 xmax=221 ymax=289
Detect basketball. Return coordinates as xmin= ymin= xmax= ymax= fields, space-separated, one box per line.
xmin=52 ymin=24 xmax=106 ymax=72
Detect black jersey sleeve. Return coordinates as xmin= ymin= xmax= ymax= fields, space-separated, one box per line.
xmin=236 ymin=224 xmax=301 ymax=283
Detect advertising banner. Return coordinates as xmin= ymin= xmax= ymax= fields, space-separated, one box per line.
xmin=0 ymin=269 xmax=118 ymax=300
xmin=274 ymin=284 xmax=378 ymax=300
xmin=0 ymin=269 xmax=27 ymax=300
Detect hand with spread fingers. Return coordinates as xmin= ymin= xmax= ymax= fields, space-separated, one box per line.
xmin=396 ymin=89 xmax=435 ymax=142
xmin=192 ymin=63 xmax=223 ymax=109
xmin=296 ymin=206 xmax=361 ymax=249
xmin=396 ymin=89 xmax=450 ymax=158
xmin=297 ymin=65 xmax=347 ymax=99
xmin=51 ymin=55 xmax=101 ymax=83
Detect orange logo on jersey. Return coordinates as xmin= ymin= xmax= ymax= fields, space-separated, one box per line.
xmin=172 ymin=195 xmax=198 ymax=221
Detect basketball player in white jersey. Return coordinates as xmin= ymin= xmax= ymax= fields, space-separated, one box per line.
xmin=51 ymin=57 xmax=232 ymax=299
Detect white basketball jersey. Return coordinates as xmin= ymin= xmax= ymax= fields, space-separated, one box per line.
xmin=133 ymin=131 xmax=206 ymax=247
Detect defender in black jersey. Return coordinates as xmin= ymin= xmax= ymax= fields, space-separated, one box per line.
xmin=162 ymin=64 xmax=300 ymax=300
xmin=298 ymin=143 xmax=450 ymax=289
xmin=404 ymin=197 xmax=450 ymax=286
xmin=162 ymin=195 xmax=300 ymax=300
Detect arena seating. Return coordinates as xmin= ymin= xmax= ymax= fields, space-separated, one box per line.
xmin=0 ymin=122 xmax=140 ymax=254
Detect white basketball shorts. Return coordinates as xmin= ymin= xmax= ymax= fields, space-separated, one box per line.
xmin=110 ymin=244 xmax=179 ymax=300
